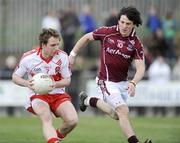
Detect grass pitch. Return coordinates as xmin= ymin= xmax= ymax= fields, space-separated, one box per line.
xmin=0 ymin=115 xmax=180 ymax=143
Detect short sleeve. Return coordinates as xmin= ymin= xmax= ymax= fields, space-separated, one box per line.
xmin=14 ymin=58 xmax=27 ymax=77
xmin=60 ymin=55 xmax=71 ymax=78
xmin=134 ymin=36 xmax=144 ymax=60
xmin=93 ymin=26 xmax=109 ymax=40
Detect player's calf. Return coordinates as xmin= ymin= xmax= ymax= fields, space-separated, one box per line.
xmin=79 ymin=91 xmax=119 ymax=120
xmin=96 ymin=99 xmax=119 ymax=120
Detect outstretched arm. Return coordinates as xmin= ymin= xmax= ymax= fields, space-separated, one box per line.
xmin=69 ymin=32 xmax=94 ymax=65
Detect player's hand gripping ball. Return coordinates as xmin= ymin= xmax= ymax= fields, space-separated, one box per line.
xmin=32 ymin=73 xmax=54 ymax=94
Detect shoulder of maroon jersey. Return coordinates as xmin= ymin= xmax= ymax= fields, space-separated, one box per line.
xmin=107 ymin=25 xmax=118 ymax=32
xmin=20 ymin=48 xmax=39 ymax=60
xmin=132 ymin=35 xmax=144 ymax=48
xmin=101 ymin=25 xmax=116 ymax=31
xmin=133 ymin=35 xmax=142 ymax=43
xmin=94 ymin=25 xmax=117 ymax=35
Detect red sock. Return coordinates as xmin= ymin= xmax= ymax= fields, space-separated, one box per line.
xmin=56 ymin=129 xmax=66 ymax=139
xmin=47 ymin=137 xmax=58 ymax=143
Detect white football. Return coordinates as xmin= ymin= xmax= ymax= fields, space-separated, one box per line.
xmin=32 ymin=73 xmax=54 ymax=94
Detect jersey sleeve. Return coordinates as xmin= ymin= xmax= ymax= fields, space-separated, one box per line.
xmin=134 ymin=36 xmax=144 ymax=60
xmin=14 ymin=57 xmax=27 ymax=77
xmin=60 ymin=54 xmax=71 ymax=78
xmin=92 ymin=26 xmax=109 ymax=40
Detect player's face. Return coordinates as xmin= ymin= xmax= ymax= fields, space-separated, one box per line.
xmin=42 ymin=37 xmax=60 ymax=58
xmin=118 ymin=15 xmax=135 ymax=37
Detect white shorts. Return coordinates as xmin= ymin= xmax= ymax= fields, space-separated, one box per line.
xmin=94 ymin=77 xmax=129 ymax=109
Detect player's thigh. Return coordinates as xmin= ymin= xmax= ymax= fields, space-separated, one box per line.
xmin=105 ymin=82 xmax=127 ymax=109
xmin=31 ymin=98 xmax=51 ymax=116
xmin=55 ymin=101 xmax=78 ymax=122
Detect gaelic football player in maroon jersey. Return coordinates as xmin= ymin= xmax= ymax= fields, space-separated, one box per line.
xmin=69 ymin=6 xmax=151 ymax=143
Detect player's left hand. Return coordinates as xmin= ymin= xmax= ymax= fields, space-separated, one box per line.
xmin=49 ymin=79 xmax=56 ymax=91
xmin=127 ymin=83 xmax=135 ymax=97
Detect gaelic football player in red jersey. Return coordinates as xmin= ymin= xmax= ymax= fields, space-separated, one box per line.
xmin=12 ymin=28 xmax=78 ymax=143
xmin=69 ymin=6 xmax=151 ymax=143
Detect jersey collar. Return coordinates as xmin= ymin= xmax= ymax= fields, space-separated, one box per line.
xmin=39 ymin=51 xmax=53 ymax=63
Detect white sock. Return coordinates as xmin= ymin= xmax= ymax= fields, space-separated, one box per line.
xmin=84 ymin=96 xmax=91 ymax=106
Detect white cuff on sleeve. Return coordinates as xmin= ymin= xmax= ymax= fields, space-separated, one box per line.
xmin=70 ymin=51 xmax=77 ymax=57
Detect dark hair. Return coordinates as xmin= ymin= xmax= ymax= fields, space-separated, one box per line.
xmin=39 ymin=28 xmax=60 ymax=47
xmin=117 ymin=6 xmax=142 ymax=27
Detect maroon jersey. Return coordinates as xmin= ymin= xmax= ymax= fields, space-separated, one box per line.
xmin=92 ymin=26 xmax=144 ymax=82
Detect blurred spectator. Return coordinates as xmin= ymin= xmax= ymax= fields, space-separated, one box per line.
xmin=79 ymin=4 xmax=96 ymax=57
xmin=0 ymin=55 xmax=17 ymax=116
xmin=88 ymin=58 xmax=100 ymax=77
xmin=59 ymin=2 xmax=80 ymax=110
xmin=143 ymin=47 xmax=153 ymax=80
xmin=163 ymin=11 xmax=177 ymax=60
xmin=145 ymin=28 xmax=167 ymax=58
xmin=144 ymin=47 xmax=153 ymax=71
xmin=0 ymin=55 xmax=17 ymax=80
xmin=79 ymin=4 xmax=96 ymax=33
xmin=41 ymin=10 xmax=64 ymax=48
xmin=104 ymin=8 xmax=118 ymax=26
xmin=60 ymin=3 xmax=80 ymax=54
xmin=41 ymin=10 xmax=61 ymax=33
xmin=172 ymin=56 xmax=180 ymax=80
xmin=147 ymin=55 xmax=171 ymax=83
xmin=175 ymin=32 xmax=180 ymax=57
xmin=146 ymin=5 xmax=162 ymax=34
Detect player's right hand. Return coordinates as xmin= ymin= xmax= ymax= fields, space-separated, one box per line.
xmin=27 ymin=79 xmax=35 ymax=91
xmin=127 ymin=83 xmax=135 ymax=97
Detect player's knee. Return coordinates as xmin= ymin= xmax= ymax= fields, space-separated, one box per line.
xmin=65 ymin=115 xmax=78 ymax=128
xmin=116 ymin=105 xmax=129 ymax=118
xmin=71 ymin=117 xmax=78 ymax=127
xmin=40 ymin=112 xmax=53 ymax=122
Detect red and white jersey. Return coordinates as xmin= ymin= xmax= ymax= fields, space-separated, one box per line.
xmin=93 ymin=26 xmax=144 ymax=82
xmin=14 ymin=47 xmax=71 ymax=96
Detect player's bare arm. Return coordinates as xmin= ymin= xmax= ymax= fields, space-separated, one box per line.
xmin=69 ymin=32 xmax=94 ymax=65
xmin=12 ymin=73 xmax=34 ymax=90
xmin=128 ymin=59 xmax=145 ymax=96
xmin=54 ymin=77 xmax=71 ymax=88
xmin=132 ymin=59 xmax=145 ymax=84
